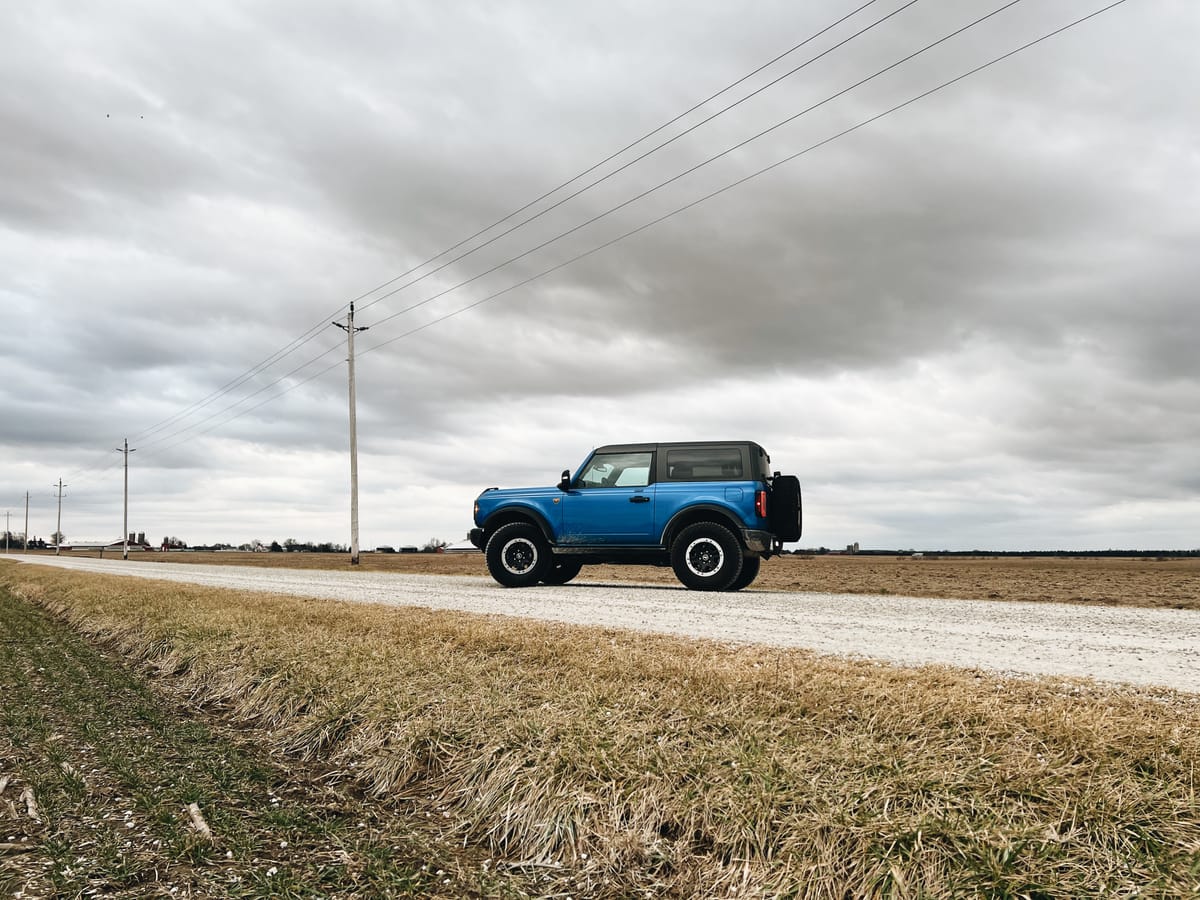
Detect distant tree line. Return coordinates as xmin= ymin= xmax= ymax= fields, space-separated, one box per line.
xmin=278 ymin=538 xmax=350 ymax=553
xmin=2 ymin=532 xmax=47 ymax=549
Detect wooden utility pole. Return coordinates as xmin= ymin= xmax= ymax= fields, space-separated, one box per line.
xmin=54 ymin=479 xmax=65 ymax=555
xmin=116 ymin=439 xmax=136 ymax=560
xmin=24 ymin=491 xmax=29 ymax=551
xmin=333 ymin=304 xmax=369 ymax=565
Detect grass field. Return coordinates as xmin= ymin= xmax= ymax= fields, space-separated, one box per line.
xmin=3 ymin=560 xmax=1199 ymax=897
xmin=0 ymin=583 xmax=513 ymax=898
xmin=32 ymin=548 xmax=1200 ymax=610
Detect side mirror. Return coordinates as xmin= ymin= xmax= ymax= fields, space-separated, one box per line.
xmin=558 ymin=470 xmax=571 ymax=492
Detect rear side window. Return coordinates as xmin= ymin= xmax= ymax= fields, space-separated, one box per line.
xmin=666 ymin=448 xmax=744 ymax=481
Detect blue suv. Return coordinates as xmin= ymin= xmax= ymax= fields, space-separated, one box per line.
xmin=469 ymin=441 xmax=801 ymax=591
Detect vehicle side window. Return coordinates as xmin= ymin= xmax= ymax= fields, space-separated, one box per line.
xmin=576 ymin=452 xmax=653 ymax=488
xmin=666 ymin=448 xmax=744 ymax=480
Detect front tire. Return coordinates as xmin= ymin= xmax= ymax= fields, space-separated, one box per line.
xmin=670 ymin=522 xmax=744 ymax=591
xmin=541 ymin=558 xmax=583 ymax=585
xmin=485 ymin=522 xmax=550 ymax=587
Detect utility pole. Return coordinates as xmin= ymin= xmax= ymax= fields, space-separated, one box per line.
xmin=54 ymin=479 xmax=65 ymax=555
xmin=4 ymin=511 xmax=8 ymax=554
xmin=116 ymin=439 xmax=136 ymax=560
xmin=333 ymin=303 xmax=369 ymax=565
xmin=24 ymin=491 xmax=29 ymax=551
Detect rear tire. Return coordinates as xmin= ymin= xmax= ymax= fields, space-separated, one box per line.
xmin=485 ymin=522 xmax=550 ymax=587
xmin=727 ymin=555 xmax=761 ymax=591
xmin=670 ymin=522 xmax=743 ymax=591
xmin=541 ymin=558 xmax=583 ymax=585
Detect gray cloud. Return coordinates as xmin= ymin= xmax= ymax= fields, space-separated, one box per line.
xmin=2 ymin=0 xmax=1197 ymax=550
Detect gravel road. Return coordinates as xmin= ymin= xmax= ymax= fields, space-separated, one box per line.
xmin=13 ymin=555 xmax=1200 ymax=693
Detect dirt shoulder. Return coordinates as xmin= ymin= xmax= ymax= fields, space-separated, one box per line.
xmin=29 ymin=550 xmax=1200 ymax=610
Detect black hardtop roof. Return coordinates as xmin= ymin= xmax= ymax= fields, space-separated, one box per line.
xmin=592 ymin=440 xmax=767 ymax=455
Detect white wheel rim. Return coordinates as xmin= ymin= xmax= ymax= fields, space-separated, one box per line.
xmin=685 ymin=537 xmax=724 ymax=577
xmin=501 ymin=537 xmax=538 ymax=575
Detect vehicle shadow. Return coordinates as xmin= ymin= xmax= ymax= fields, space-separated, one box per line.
xmin=555 ymin=581 xmax=686 ymax=592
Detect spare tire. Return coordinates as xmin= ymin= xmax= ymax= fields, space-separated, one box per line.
xmin=769 ymin=475 xmax=802 ymax=542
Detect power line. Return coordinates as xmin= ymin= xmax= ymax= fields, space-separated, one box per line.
xmin=105 ymin=2 xmax=897 ymax=453
xmin=129 ymin=313 xmax=346 ymax=444
xmin=148 ymin=357 xmax=347 ymax=457
xmin=55 ymin=332 xmax=346 ymax=482
xmin=356 ymin=0 xmax=1131 ymax=359
xmin=57 ymin=336 xmax=345 ymax=479
xmin=356 ymin=0 xmax=907 ymax=317
xmin=136 ymin=337 xmax=346 ymax=455
xmin=357 ymin=0 xmax=1030 ymax=337
xmin=85 ymin=0 xmax=1127 ymax=471
xmin=112 ymin=0 xmax=955 ymax=462
xmin=62 ymin=450 xmax=125 ymax=484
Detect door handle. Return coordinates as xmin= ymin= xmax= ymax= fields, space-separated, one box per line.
xmin=629 ymin=495 xmax=651 ymax=503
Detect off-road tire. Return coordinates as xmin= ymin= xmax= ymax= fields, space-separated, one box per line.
xmin=727 ymin=555 xmax=761 ymax=591
xmin=541 ymin=558 xmax=584 ymax=585
xmin=485 ymin=522 xmax=551 ymax=587
xmin=670 ymin=522 xmax=744 ymax=591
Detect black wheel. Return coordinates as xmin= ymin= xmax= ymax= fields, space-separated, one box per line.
xmin=727 ymin=555 xmax=761 ymax=591
xmin=670 ymin=522 xmax=744 ymax=591
xmin=541 ymin=558 xmax=583 ymax=585
xmin=485 ymin=522 xmax=551 ymax=587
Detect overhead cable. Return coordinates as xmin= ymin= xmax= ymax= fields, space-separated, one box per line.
xmin=120 ymin=0 xmax=1128 ymax=467
xmin=112 ymin=2 xmax=893 ymax=449
xmin=361 ymin=0 xmax=1030 ymax=336
xmin=358 ymin=1 xmax=1131 ymax=358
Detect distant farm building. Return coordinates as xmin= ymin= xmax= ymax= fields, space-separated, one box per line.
xmin=55 ymin=534 xmax=153 ymax=552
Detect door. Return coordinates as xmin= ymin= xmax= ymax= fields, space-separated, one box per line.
xmin=559 ymin=450 xmax=656 ymax=544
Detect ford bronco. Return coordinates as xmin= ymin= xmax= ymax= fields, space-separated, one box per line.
xmin=468 ymin=441 xmax=801 ymax=591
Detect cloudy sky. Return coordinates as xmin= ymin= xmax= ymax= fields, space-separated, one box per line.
xmin=2 ymin=0 xmax=1197 ymax=552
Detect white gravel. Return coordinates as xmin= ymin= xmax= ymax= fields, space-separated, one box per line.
xmin=11 ymin=554 xmax=1200 ymax=693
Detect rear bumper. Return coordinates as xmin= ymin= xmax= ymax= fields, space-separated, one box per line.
xmin=741 ymin=528 xmax=773 ymax=555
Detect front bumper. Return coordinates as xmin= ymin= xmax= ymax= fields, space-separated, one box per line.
xmin=468 ymin=527 xmax=485 ymax=550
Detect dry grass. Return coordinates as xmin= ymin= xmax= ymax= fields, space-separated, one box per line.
xmin=38 ymin=549 xmax=1200 ymax=610
xmin=0 ymin=586 xmax=494 ymax=897
xmin=3 ymin=561 xmax=1199 ymax=897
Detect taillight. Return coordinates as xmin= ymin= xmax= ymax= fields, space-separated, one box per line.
xmin=755 ymin=489 xmax=768 ymax=518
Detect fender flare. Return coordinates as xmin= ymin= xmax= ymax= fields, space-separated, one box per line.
xmin=482 ymin=506 xmax=556 ymax=545
xmin=661 ymin=503 xmax=745 ymax=548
